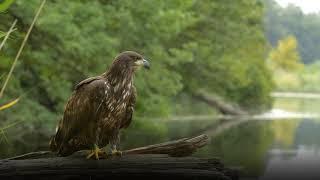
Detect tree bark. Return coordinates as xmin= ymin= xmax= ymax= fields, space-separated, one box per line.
xmin=0 ymin=134 xmax=239 ymax=180
xmin=0 ymin=154 xmax=238 ymax=180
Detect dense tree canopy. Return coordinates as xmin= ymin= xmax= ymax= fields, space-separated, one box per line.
xmin=0 ymin=0 xmax=273 ymax=156
xmin=173 ymin=0 xmax=273 ymax=112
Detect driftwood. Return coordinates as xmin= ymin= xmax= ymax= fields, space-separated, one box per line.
xmin=0 ymin=134 xmax=239 ymax=179
xmin=193 ymin=91 xmax=247 ymax=115
xmin=7 ymin=134 xmax=208 ymax=160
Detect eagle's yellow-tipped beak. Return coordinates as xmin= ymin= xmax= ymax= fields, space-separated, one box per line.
xmin=135 ymin=59 xmax=150 ymax=69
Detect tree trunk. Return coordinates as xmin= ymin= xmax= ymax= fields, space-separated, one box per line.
xmin=193 ymin=91 xmax=247 ymax=115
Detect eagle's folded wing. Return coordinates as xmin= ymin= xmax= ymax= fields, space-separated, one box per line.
xmin=121 ymin=86 xmax=136 ymax=129
xmin=50 ymin=77 xmax=106 ymax=155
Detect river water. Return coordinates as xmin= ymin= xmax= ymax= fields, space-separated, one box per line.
xmin=1 ymin=95 xmax=319 ymax=179
xmin=190 ymin=96 xmax=320 ymax=179
xmin=120 ymin=95 xmax=320 ymax=179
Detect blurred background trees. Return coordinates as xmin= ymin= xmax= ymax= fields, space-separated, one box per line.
xmin=268 ymin=35 xmax=303 ymax=71
xmin=265 ymin=0 xmax=320 ymax=64
xmin=265 ymin=0 xmax=320 ymax=92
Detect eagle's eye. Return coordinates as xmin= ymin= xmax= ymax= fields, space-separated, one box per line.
xmin=116 ymin=51 xmax=150 ymax=69
xmin=132 ymin=56 xmax=141 ymax=61
xmin=133 ymin=57 xmax=150 ymax=69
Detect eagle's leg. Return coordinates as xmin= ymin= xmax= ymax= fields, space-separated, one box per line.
xmin=86 ymin=144 xmax=105 ymax=160
xmin=110 ymin=130 xmax=122 ymax=156
xmin=86 ymin=127 xmax=105 ymax=159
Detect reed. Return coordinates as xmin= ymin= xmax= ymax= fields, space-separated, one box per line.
xmin=0 ymin=0 xmax=46 ymax=141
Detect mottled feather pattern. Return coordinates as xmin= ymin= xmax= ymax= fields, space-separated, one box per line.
xmin=49 ymin=51 xmax=143 ymax=156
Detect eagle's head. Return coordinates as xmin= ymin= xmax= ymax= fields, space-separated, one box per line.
xmin=106 ymin=51 xmax=150 ymax=83
xmin=112 ymin=51 xmax=150 ymax=72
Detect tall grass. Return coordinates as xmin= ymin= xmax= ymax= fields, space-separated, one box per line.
xmin=0 ymin=0 xmax=47 ymax=144
xmin=0 ymin=19 xmax=17 ymax=52
xmin=0 ymin=18 xmax=19 ymax=112
xmin=0 ymin=0 xmax=46 ymax=98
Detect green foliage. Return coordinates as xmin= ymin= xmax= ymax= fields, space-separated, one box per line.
xmin=0 ymin=0 xmax=274 ymax=156
xmin=268 ymin=36 xmax=303 ymax=73
xmin=274 ymin=61 xmax=320 ymax=92
xmin=0 ymin=0 xmax=15 ymax=12
xmin=0 ymin=0 xmax=15 ymax=39
xmin=265 ymin=0 xmax=320 ymax=64
xmin=171 ymin=0 xmax=273 ymax=112
xmin=267 ymin=35 xmax=320 ymax=92
xmin=0 ymin=31 xmax=5 ymax=38
xmin=268 ymin=36 xmax=303 ymax=71
xmin=267 ymin=35 xmax=305 ymax=91
xmin=301 ymin=62 xmax=320 ymax=91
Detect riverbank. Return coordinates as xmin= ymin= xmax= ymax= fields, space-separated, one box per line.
xmin=271 ymin=92 xmax=320 ymax=99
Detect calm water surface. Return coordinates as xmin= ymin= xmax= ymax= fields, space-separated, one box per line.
xmin=124 ymin=96 xmax=320 ymax=179
xmin=2 ymin=96 xmax=320 ymax=180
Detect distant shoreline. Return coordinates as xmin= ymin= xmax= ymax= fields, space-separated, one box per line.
xmin=271 ymin=92 xmax=320 ymax=99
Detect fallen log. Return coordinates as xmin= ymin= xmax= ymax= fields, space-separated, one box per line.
xmin=0 ymin=134 xmax=239 ymax=179
xmin=193 ymin=91 xmax=247 ymax=115
xmin=0 ymin=154 xmax=238 ymax=180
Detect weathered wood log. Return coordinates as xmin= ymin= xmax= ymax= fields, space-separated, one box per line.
xmin=125 ymin=133 xmax=208 ymax=157
xmin=0 ymin=154 xmax=238 ymax=180
xmin=193 ymin=91 xmax=247 ymax=115
xmin=0 ymin=134 xmax=239 ymax=180
xmin=7 ymin=134 xmax=208 ymax=160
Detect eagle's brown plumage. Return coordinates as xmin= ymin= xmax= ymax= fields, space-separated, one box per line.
xmin=49 ymin=51 xmax=150 ymax=157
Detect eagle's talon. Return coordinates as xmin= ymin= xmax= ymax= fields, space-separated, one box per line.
xmin=86 ymin=145 xmax=104 ymax=160
xmin=111 ymin=149 xmax=122 ymax=157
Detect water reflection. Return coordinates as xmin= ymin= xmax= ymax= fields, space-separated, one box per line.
xmin=195 ymin=120 xmax=276 ymax=176
xmin=197 ymin=117 xmax=320 ymax=179
xmin=294 ymin=120 xmax=320 ymax=147
xmin=123 ymin=117 xmax=317 ymax=178
xmin=2 ymin=96 xmax=320 ymax=180
xmin=261 ymin=145 xmax=320 ymax=180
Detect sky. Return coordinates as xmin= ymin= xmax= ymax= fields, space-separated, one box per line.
xmin=275 ymin=0 xmax=320 ymax=14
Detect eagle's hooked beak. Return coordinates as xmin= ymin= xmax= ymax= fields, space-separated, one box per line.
xmin=135 ymin=59 xmax=150 ymax=70
xmin=142 ymin=59 xmax=150 ymax=69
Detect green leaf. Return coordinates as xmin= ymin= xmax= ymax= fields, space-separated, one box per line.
xmin=0 ymin=98 xmax=19 ymax=111
xmin=0 ymin=0 xmax=15 ymax=12
xmin=0 ymin=31 xmax=5 ymax=39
